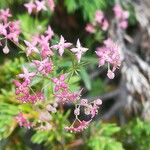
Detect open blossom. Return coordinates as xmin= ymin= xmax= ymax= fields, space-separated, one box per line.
xmin=33 ymin=58 xmax=53 ymax=76
xmin=51 ymin=35 xmax=72 ymax=56
xmin=45 ymin=26 xmax=54 ymax=40
xmin=24 ymin=0 xmax=47 ymax=14
xmin=113 ymin=4 xmax=129 ymax=29
xmin=24 ymin=40 xmax=39 ymax=56
xmin=96 ymin=38 xmax=121 ymax=79
xmin=71 ymin=39 xmax=88 ymax=63
xmin=15 ymin=113 xmax=31 ymax=128
xmin=24 ymin=2 xmax=36 ymax=14
xmin=14 ymin=80 xmax=29 ymax=95
xmin=0 ymin=8 xmax=12 ymax=23
xmin=18 ymin=66 xmax=36 ymax=83
xmin=35 ymin=0 xmax=47 ymax=12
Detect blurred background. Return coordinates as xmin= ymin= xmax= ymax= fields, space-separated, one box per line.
xmin=0 ymin=0 xmax=150 ymax=150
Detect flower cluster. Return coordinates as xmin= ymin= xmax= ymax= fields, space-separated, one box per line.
xmin=96 ymin=38 xmax=121 ymax=79
xmin=113 ymin=4 xmax=129 ymax=29
xmin=52 ymin=74 xmax=81 ymax=104
xmin=11 ymin=1 xmax=121 ymax=133
xmin=0 ymin=9 xmax=21 ymax=54
xmin=13 ymin=18 xmax=92 ymax=131
xmin=24 ymin=0 xmax=55 ymax=14
xmin=85 ymin=10 xmax=109 ymax=33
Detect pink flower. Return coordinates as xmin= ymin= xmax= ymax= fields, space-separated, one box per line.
xmin=55 ymin=90 xmax=80 ymax=104
xmin=96 ymin=38 xmax=121 ymax=79
xmin=47 ymin=0 xmax=55 ymax=12
xmin=70 ymin=39 xmax=88 ymax=63
xmin=45 ymin=26 xmax=54 ymax=40
xmin=0 ymin=8 xmax=12 ymax=23
xmin=85 ymin=23 xmax=96 ymax=33
xmin=35 ymin=0 xmax=47 ymax=12
xmin=24 ymin=2 xmax=36 ymax=14
xmin=0 ymin=23 xmax=7 ymax=35
xmin=17 ymin=92 xmax=44 ymax=103
xmin=7 ymin=21 xmax=21 ymax=43
xmin=24 ymin=40 xmax=39 ymax=56
xmin=113 ymin=4 xmax=129 ymax=29
xmin=113 ymin=4 xmax=123 ymax=19
xmin=65 ymin=120 xmax=91 ymax=132
xmin=18 ymin=66 xmax=36 ymax=83
xmin=101 ymin=19 xmax=109 ymax=31
xmin=15 ymin=113 xmax=31 ymax=128
xmin=94 ymin=10 xmax=109 ymax=31
xmin=14 ymin=80 xmax=29 ymax=95
xmin=52 ymin=74 xmax=68 ymax=92
xmin=51 ymin=35 xmax=72 ymax=56
xmin=33 ymin=58 xmax=53 ymax=76
xmin=95 ymin=10 xmax=104 ymax=24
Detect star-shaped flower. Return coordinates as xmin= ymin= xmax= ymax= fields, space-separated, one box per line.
xmin=71 ymin=39 xmax=88 ymax=63
xmin=51 ymin=35 xmax=72 ymax=56
xmin=24 ymin=2 xmax=36 ymax=14
xmin=24 ymin=40 xmax=39 ymax=56
xmin=35 ymin=0 xmax=47 ymax=12
xmin=0 ymin=8 xmax=12 ymax=23
xmin=18 ymin=66 xmax=36 ymax=83
xmin=45 ymin=26 xmax=54 ymax=40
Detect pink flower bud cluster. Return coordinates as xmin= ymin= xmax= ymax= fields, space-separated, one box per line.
xmin=96 ymin=38 xmax=121 ymax=79
xmin=85 ymin=10 xmax=109 ymax=33
xmin=24 ymin=0 xmax=55 ymax=14
xmin=65 ymin=99 xmax=102 ymax=133
xmin=113 ymin=4 xmax=129 ymax=29
xmin=0 ymin=9 xmax=21 ymax=53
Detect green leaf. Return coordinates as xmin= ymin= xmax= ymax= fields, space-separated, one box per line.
xmin=80 ymin=68 xmax=91 ymax=90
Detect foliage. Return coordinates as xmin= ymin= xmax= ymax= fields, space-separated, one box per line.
xmin=85 ymin=122 xmax=124 ymax=150
xmin=118 ymin=118 xmax=150 ymax=150
xmin=64 ymin=0 xmax=114 ymax=21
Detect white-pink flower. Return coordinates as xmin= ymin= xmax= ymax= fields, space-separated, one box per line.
xmin=18 ymin=66 xmax=36 ymax=82
xmin=24 ymin=2 xmax=36 ymax=14
xmin=71 ymin=39 xmax=88 ymax=63
xmin=24 ymin=40 xmax=39 ymax=56
xmin=45 ymin=26 xmax=54 ymax=40
xmin=51 ymin=35 xmax=72 ymax=56
xmin=35 ymin=0 xmax=47 ymax=12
